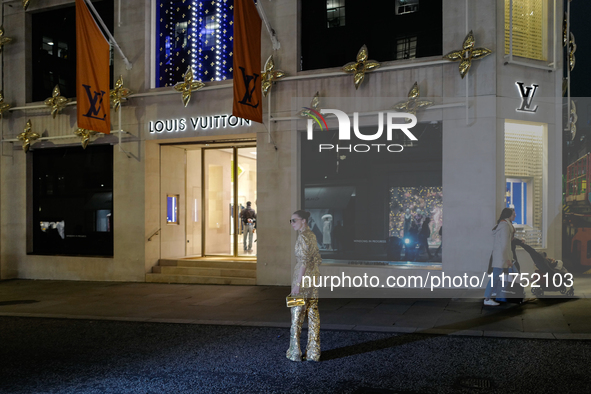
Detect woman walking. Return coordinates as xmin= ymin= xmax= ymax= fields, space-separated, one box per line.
xmin=287 ymin=210 xmax=322 ymax=361
xmin=484 ymin=207 xmax=516 ymax=306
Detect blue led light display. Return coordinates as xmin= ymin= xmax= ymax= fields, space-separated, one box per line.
xmin=156 ymin=0 xmax=235 ymax=87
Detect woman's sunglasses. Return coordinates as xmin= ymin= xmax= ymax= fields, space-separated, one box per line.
xmin=289 ymin=218 xmax=302 ymax=223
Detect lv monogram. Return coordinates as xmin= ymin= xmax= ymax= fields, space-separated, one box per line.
xmin=82 ymin=85 xmax=107 ymax=120
xmin=238 ymin=67 xmax=260 ymax=108
xmin=516 ymin=82 xmax=539 ymax=113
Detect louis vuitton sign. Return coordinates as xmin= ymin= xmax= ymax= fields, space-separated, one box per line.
xmin=148 ymin=115 xmax=251 ymax=133
xmin=516 ymin=82 xmax=539 ymax=113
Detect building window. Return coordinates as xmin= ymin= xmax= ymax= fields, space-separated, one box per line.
xmin=155 ymin=0 xmax=234 ymax=87
xmin=31 ymin=0 xmax=114 ymax=102
xmin=301 ymin=0 xmax=442 ymax=71
xmin=167 ymin=194 xmax=179 ymax=224
xmin=326 ymin=0 xmax=345 ymax=28
xmin=301 ymin=121 xmax=442 ymax=263
xmin=505 ymin=121 xmax=545 ymax=247
xmin=504 ymin=0 xmax=547 ymax=61
xmin=32 ymin=145 xmax=114 ymax=256
xmin=506 ymin=179 xmax=529 ymax=225
xmin=396 ymin=36 xmax=417 ymax=60
xmin=396 ymin=0 xmax=419 ymax=15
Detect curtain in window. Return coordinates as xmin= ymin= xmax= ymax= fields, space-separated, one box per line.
xmin=504 ymin=0 xmax=545 ymax=61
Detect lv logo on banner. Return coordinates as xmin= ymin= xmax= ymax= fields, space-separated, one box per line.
xmin=82 ymin=85 xmax=107 ymax=120
xmin=238 ymin=67 xmax=260 ymax=108
xmin=232 ymin=0 xmax=262 ymax=124
xmin=76 ymin=0 xmax=110 ymax=134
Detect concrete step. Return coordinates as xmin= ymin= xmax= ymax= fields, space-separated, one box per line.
xmin=152 ymin=266 xmax=256 ymax=278
xmin=146 ymin=273 xmax=256 ymax=285
xmin=158 ymin=259 xmax=256 ymax=270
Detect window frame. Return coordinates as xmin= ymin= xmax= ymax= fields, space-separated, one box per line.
xmin=504 ymin=120 xmax=548 ymax=248
xmin=28 ymin=144 xmax=114 ymax=257
xmin=153 ymin=0 xmax=235 ymax=89
xmin=504 ymin=0 xmax=557 ymax=71
xmin=396 ymin=35 xmax=418 ymax=60
xmin=29 ymin=0 xmax=114 ymax=103
xmin=506 ymin=177 xmax=533 ymax=226
xmin=299 ymin=0 xmax=443 ymax=72
xmin=395 ymin=0 xmax=419 ymax=15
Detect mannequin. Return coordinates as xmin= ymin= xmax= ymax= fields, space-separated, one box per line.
xmin=322 ymin=215 xmax=332 ymax=250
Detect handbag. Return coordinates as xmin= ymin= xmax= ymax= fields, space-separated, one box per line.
xmin=286 ymin=294 xmax=305 ymax=308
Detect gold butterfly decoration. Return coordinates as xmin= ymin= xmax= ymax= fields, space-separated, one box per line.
xmin=342 ymin=45 xmax=380 ymax=90
xmin=44 ymin=85 xmax=69 ymax=118
xmin=443 ymin=31 xmax=492 ymax=79
xmin=261 ymin=55 xmax=286 ymax=97
xmin=18 ymin=119 xmax=40 ymax=153
xmin=174 ymin=66 xmax=205 ymax=107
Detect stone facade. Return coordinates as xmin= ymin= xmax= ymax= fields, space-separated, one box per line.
xmin=0 ymin=0 xmax=563 ymax=286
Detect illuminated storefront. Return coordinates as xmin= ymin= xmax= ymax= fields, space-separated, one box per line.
xmin=0 ymin=0 xmax=564 ymax=288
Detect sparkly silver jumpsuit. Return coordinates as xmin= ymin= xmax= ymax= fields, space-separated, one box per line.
xmin=286 ymin=227 xmax=321 ymax=362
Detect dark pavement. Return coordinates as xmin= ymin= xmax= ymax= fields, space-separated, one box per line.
xmin=1 ymin=316 xmax=591 ymax=394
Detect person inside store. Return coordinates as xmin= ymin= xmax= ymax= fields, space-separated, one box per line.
xmin=239 ymin=201 xmax=256 ymax=253
xmin=484 ymin=207 xmax=516 ymax=306
xmin=403 ymin=209 xmax=412 ymax=238
xmin=419 ymin=217 xmax=432 ymax=260
xmin=287 ymin=210 xmax=321 ymax=362
xmin=406 ymin=221 xmax=419 ymax=261
xmin=434 ymin=226 xmax=443 ymax=258
xmin=322 ymin=214 xmax=332 ymax=250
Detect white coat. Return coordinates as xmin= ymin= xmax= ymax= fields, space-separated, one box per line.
xmin=491 ymin=219 xmax=514 ymax=269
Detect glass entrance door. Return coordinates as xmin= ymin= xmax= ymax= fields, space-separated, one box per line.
xmin=204 ymin=148 xmax=233 ymax=255
xmin=236 ymin=147 xmax=257 ymax=256
xmin=203 ymin=146 xmax=256 ymax=257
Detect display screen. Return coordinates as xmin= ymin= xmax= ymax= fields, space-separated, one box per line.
xmin=389 ymin=186 xmax=443 ymax=247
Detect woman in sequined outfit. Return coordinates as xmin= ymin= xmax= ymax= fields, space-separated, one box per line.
xmin=287 ymin=210 xmax=322 ymax=362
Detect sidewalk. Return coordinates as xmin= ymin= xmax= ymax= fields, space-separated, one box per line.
xmin=1 ymin=279 xmax=591 ymax=340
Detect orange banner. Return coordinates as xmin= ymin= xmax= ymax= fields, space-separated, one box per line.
xmin=76 ymin=0 xmax=110 ymax=134
xmin=232 ymin=0 xmax=262 ymax=124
